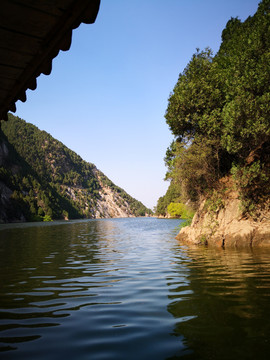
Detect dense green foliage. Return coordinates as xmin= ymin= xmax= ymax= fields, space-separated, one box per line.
xmin=0 ymin=114 xmax=151 ymax=222
xmin=156 ymin=0 xmax=270 ymax=217
xmin=155 ymin=181 xmax=181 ymax=216
xmin=167 ymin=202 xmax=194 ymax=219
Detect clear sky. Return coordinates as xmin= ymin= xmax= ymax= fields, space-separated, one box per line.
xmin=15 ymin=0 xmax=260 ymax=209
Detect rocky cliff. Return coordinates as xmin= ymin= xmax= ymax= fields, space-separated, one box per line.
xmin=177 ymin=189 xmax=270 ymax=248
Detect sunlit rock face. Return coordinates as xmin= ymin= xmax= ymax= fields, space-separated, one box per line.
xmin=177 ymin=194 xmax=270 ymax=248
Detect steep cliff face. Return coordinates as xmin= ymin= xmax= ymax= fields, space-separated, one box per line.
xmin=177 ymin=190 xmax=270 ymax=248
xmin=0 ymin=115 xmax=150 ymax=222
xmin=95 ymin=185 xmax=134 ymax=218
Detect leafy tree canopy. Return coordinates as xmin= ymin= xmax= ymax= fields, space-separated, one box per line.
xmin=156 ymin=0 xmax=270 ymax=216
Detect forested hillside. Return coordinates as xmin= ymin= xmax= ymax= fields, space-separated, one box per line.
xmin=156 ymin=0 xmax=270 ymax=221
xmin=0 ymin=114 xmax=151 ymax=222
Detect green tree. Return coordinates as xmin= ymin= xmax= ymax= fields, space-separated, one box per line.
xmin=159 ymin=0 xmax=270 ymax=215
xmin=167 ymin=202 xmax=194 ymax=219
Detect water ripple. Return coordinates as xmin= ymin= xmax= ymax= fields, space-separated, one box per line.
xmin=1 ymin=218 xmax=270 ymax=359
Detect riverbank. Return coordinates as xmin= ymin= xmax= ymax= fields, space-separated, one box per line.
xmin=176 ymin=196 xmax=270 ymax=248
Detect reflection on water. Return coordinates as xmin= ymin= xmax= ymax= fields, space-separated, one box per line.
xmin=0 ymin=218 xmax=270 ymax=359
xmin=168 ymin=247 xmax=270 ymax=360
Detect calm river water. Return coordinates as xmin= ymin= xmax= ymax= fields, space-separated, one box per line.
xmin=1 ymin=217 xmax=270 ymax=359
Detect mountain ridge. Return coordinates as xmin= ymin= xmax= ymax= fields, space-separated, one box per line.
xmin=0 ymin=114 xmax=151 ymax=223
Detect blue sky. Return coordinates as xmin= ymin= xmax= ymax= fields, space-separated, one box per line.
xmin=15 ymin=0 xmax=260 ymax=209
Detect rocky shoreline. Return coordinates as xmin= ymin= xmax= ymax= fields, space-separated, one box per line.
xmin=176 ymin=196 xmax=270 ymax=248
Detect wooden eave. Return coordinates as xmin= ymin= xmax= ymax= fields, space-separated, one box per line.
xmin=0 ymin=0 xmax=100 ymax=121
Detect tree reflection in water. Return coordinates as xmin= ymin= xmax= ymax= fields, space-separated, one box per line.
xmin=167 ymin=247 xmax=270 ymax=360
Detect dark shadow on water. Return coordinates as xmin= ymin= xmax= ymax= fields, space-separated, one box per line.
xmin=166 ymin=246 xmax=270 ymax=360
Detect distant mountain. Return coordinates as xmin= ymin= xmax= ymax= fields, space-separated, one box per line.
xmin=0 ymin=114 xmax=152 ymax=222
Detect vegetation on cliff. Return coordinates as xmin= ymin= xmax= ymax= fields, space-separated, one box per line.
xmin=156 ymin=0 xmax=270 ymax=220
xmin=0 ymin=114 xmax=151 ymax=222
